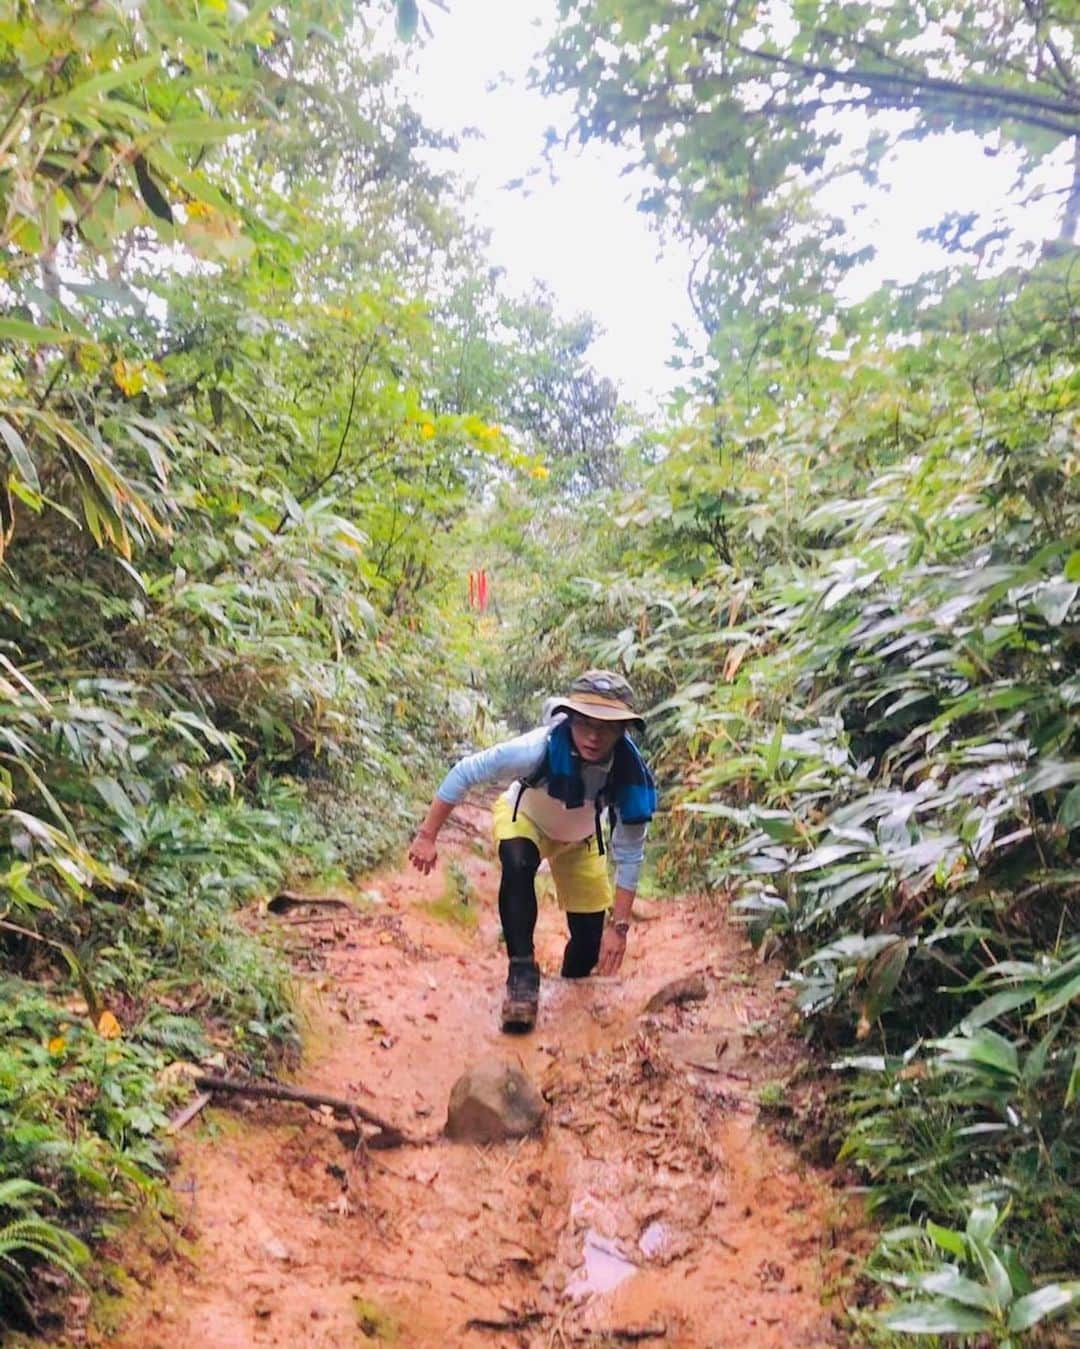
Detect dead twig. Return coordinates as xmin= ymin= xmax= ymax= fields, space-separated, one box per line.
xmin=166 ymin=1091 xmax=212 ymax=1135
xmin=193 ymin=1073 xmax=417 ymax=1148
xmin=465 ymin=1311 xmax=545 ymax=1332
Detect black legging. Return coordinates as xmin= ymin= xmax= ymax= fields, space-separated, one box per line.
xmin=497 ymin=838 xmax=605 ymax=977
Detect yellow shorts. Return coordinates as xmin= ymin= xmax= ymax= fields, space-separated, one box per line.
xmin=491 ymin=794 xmax=612 ymax=915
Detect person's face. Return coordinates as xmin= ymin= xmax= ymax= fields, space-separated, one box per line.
xmin=569 ymin=711 xmax=625 ymax=763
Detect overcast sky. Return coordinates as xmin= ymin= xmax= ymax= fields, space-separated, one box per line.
xmin=395 ymin=1 xmax=1070 ymax=405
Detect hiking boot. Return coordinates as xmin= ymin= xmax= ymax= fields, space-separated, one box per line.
xmin=501 ymin=958 xmax=540 ymax=1034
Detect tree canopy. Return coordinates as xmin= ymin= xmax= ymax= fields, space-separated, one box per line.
xmin=544 ymin=0 xmax=1079 ymax=365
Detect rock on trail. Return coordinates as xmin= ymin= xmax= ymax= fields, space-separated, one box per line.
xmin=445 ymin=1059 xmax=546 ymax=1142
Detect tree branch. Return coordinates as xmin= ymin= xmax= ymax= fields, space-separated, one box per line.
xmin=730 ymin=40 xmax=1080 ymax=125
xmin=1021 ymin=0 xmax=1078 ymax=94
xmin=193 ymin=1073 xmax=417 ymax=1146
xmin=274 ymin=330 xmax=380 ymax=533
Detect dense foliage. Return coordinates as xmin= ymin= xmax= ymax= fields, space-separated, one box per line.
xmin=0 ymin=0 xmax=625 ymax=1328
xmin=493 ymin=3 xmax=1080 ymax=1339
xmin=1 ymin=0 xmax=1076 ymax=1341
xmin=500 ymin=254 xmax=1079 ymax=1338
xmin=544 ymin=0 xmax=1080 ymax=374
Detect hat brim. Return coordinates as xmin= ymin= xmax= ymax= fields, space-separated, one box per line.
xmin=552 ymin=696 xmax=644 ymax=728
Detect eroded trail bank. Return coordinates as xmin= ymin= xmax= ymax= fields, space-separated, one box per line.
xmin=105 ymin=807 xmax=861 ymax=1347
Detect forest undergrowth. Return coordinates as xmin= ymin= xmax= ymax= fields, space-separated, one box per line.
xmin=1 ymin=0 xmax=1078 ymax=1344
xmin=0 ymin=0 xmax=591 ymax=1334
xmin=496 ymin=258 xmax=1080 ymax=1340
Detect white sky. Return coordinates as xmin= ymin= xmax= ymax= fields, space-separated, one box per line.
xmin=398 ymin=1 xmax=698 ymax=404
xmin=396 ymin=1 xmax=1072 ymax=405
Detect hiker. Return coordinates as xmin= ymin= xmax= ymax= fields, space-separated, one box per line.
xmin=407 ymin=670 xmax=657 ymax=1032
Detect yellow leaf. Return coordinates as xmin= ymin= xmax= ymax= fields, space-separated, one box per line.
xmin=97 ymin=1009 xmax=123 ymax=1039
xmin=723 ymin=642 xmax=750 ymax=682
xmin=112 ymin=358 xmax=144 ymax=397
xmin=47 ymin=1036 xmax=67 ymax=1055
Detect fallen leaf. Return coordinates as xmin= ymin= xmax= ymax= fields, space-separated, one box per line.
xmin=96 ymin=1010 xmax=122 ymax=1039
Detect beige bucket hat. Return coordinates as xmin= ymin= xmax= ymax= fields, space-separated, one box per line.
xmin=550 ymin=669 xmax=644 ymax=727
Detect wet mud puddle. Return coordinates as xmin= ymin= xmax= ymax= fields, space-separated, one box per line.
xmin=101 ymin=806 xmax=860 ymax=1348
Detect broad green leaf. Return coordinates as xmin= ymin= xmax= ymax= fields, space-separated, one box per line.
xmin=859 ymin=938 xmax=910 ymax=1025
xmin=1031 ymin=581 xmax=1078 ymax=627
xmin=1022 ymin=760 xmax=1080 ymax=797
xmin=0 ymin=416 xmax=39 ymax=489
xmin=42 ymin=55 xmax=160 ymax=112
xmin=1066 ymin=1045 xmax=1080 ymax=1108
xmin=916 ymin=1268 xmax=994 ymax=1311
xmin=1030 ymin=970 xmax=1080 ymax=1019
xmin=966 ymin=1204 xmax=1001 ymax=1245
xmin=935 ymin=1030 xmax=1019 ymax=1077
xmin=1059 ymin=783 xmax=1080 ymax=831
xmin=960 ymin=989 xmax=1034 ymax=1031
xmin=1007 ymin=1283 xmax=1080 ymax=1332
xmin=881 ymin=1300 xmax=994 ymax=1333
xmin=155 ymin=118 xmax=256 ymax=145
xmin=926 ymin=1221 xmax=967 ymax=1259
xmin=970 ymin=1239 xmax=1014 ymax=1311
xmin=0 ymin=318 xmax=77 ymax=346
xmin=790 ymin=842 xmax=866 ymax=872
xmin=765 ymin=720 xmax=783 ymax=778
xmin=90 ymin=777 xmax=141 ymax=832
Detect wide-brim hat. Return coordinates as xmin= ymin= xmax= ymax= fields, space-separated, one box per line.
xmin=550 ymin=669 xmax=644 ymax=729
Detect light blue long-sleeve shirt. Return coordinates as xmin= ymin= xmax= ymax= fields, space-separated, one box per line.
xmin=436 ymin=721 xmax=648 ymax=892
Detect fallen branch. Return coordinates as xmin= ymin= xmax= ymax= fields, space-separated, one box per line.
xmin=166 ymin=1091 xmax=211 ymax=1135
xmin=464 ymin=1311 xmax=544 ymax=1333
xmin=267 ymin=892 xmax=354 ymax=915
xmin=193 ymin=1074 xmax=414 ymax=1147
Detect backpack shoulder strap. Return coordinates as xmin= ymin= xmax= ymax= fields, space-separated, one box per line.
xmin=512 ymin=731 xmax=551 ymax=822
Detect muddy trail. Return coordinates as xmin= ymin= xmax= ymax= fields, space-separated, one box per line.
xmin=102 ymin=806 xmax=861 ymax=1348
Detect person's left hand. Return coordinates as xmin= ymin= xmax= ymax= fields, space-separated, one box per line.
xmin=596 ymin=925 xmax=627 ymax=976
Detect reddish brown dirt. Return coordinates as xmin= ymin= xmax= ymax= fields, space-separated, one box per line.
xmin=104 ymin=806 xmax=862 ymax=1348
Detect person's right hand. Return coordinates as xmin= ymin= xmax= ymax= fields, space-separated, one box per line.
xmin=408 ymin=830 xmax=438 ymax=874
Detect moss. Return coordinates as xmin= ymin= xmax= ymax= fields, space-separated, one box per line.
xmin=89 ymin=1208 xmax=199 ymax=1340
xmin=425 ymin=859 xmax=479 ymax=929
xmin=353 ymin=1294 xmax=399 ymax=1342
xmin=757 ymin=1080 xmax=787 ymax=1110
xmin=424 ymin=896 xmax=478 ymax=930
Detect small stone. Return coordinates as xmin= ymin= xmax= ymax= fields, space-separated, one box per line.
xmin=445 ymin=1058 xmax=546 ymax=1143
xmin=262 ymin=1237 xmax=290 ymax=1261
xmin=643 ymin=973 xmax=709 ymax=1014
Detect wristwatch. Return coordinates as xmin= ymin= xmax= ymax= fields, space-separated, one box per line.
xmin=612 ymin=919 xmax=630 ymax=937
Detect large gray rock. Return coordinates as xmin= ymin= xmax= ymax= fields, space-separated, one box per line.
xmin=445 ymin=1058 xmax=546 ymax=1143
